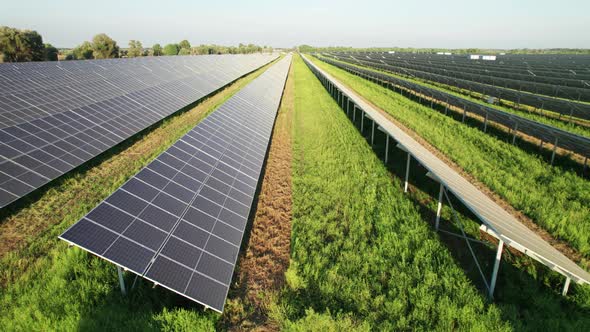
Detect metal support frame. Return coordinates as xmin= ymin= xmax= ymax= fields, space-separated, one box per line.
xmin=512 ymin=123 xmax=519 ymax=145
xmin=404 ymin=152 xmax=411 ymax=193
xmin=371 ymin=120 xmax=375 ymax=146
xmin=435 ymin=183 xmax=444 ymax=230
xmin=489 ymin=240 xmax=504 ymax=299
xmin=346 ymin=100 xmax=350 ymax=117
xmin=361 ymin=111 xmax=365 ymax=133
xmin=483 ymin=112 xmax=489 ymax=133
xmin=550 ymin=137 xmax=559 ymax=165
xmin=385 ymin=135 xmax=390 ymax=163
xmin=117 ymin=266 xmax=126 ymax=296
xmin=353 ymin=105 xmax=357 ymax=123
xmin=563 ymin=277 xmax=571 ymax=296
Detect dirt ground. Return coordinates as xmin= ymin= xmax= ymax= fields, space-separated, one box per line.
xmin=221 ymin=62 xmax=294 ymax=331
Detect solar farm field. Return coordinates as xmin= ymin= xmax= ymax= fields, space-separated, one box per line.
xmin=2 ymin=21 xmax=590 ymax=332
xmin=307 ymin=55 xmax=590 ymax=259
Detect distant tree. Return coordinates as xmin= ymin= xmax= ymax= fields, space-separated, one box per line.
xmin=92 ymin=33 xmax=119 ymax=59
xmin=72 ymin=41 xmax=94 ymax=60
xmin=152 ymin=43 xmax=162 ymax=56
xmin=178 ymin=48 xmax=190 ymax=55
xmin=65 ymin=53 xmax=75 ymax=60
xmin=0 ymin=26 xmax=45 ymax=62
xmin=43 ymin=43 xmax=58 ymax=61
xmin=179 ymin=40 xmax=191 ymax=50
xmin=127 ymin=40 xmax=143 ymax=57
xmin=163 ymin=43 xmax=179 ymax=56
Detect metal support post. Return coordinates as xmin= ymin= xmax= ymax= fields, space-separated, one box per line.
xmin=385 ymin=135 xmax=389 ymax=163
xmin=512 ymin=123 xmax=519 ymax=145
xmin=435 ymin=183 xmax=444 ymax=230
xmin=550 ymin=137 xmax=559 ymax=165
xmin=562 ymin=277 xmax=571 ymax=296
xmin=404 ymin=152 xmax=411 ymax=193
xmin=346 ymin=100 xmax=350 ymax=117
xmin=489 ymin=240 xmax=504 ymax=299
xmin=353 ymin=105 xmax=356 ymax=123
xmin=361 ymin=111 xmax=364 ymax=133
xmin=117 ymin=266 xmax=127 ymax=296
xmin=483 ymin=112 xmax=489 ymax=133
xmin=371 ymin=120 xmax=375 ymax=146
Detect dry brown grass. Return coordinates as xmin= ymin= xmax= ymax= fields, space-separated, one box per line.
xmin=221 ymin=61 xmax=294 ymax=331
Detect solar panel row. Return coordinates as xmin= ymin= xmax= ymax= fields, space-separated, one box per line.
xmin=317 ymin=56 xmax=590 ymax=159
xmin=0 ymin=54 xmax=278 ymax=208
xmin=326 ymin=53 xmax=590 ymax=119
xmin=60 ymin=54 xmax=292 ymax=312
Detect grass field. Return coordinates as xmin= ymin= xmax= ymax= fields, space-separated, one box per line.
xmin=309 ymin=56 xmax=590 ymax=261
xmin=270 ymin=55 xmax=509 ymax=330
xmin=320 ymin=56 xmax=590 ymax=138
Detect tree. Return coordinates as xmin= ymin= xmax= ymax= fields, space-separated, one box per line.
xmin=92 ymin=33 xmax=119 ymax=59
xmin=152 ymin=43 xmax=162 ymax=56
xmin=72 ymin=41 xmax=94 ymax=60
xmin=178 ymin=48 xmax=190 ymax=55
xmin=163 ymin=43 xmax=179 ymax=56
xmin=0 ymin=26 xmax=45 ymax=62
xmin=43 ymin=43 xmax=58 ymax=61
xmin=179 ymin=40 xmax=191 ymax=50
xmin=127 ymin=40 xmax=143 ymax=57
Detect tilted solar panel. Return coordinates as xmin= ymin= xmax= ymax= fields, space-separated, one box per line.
xmin=0 ymin=54 xmax=278 ymax=208
xmin=60 ymin=54 xmax=292 ymax=312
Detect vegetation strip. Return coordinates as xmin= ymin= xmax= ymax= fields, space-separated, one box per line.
xmin=308 ymin=56 xmax=590 ymax=263
xmin=305 ymin=54 xmax=590 ymax=330
xmin=267 ymin=54 xmax=508 ymax=330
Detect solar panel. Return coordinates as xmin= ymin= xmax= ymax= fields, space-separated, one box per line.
xmin=0 ymin=54 xmax=278 ymax=208
xmin=60 ymin=54 xmax=292 ymax=312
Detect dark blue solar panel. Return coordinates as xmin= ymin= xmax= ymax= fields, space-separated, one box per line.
xmin=0 ymin=54 xmax=278 ymax=208
xmin=60 ymin=55 xmax=292 ymax=312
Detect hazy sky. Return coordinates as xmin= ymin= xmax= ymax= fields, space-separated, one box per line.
xmin=2 ymin=0 xmax=589 ymax=49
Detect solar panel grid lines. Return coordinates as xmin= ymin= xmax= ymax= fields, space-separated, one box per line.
xmin=317 ymin=56 xmax=590 ymax=159
xmin=327 ymin=53 xmax=590 ymax=119
xmin=60 ymin=54 xmax=292 ymax=312
xmin=0 ymin=54 xmax=279 ymax=208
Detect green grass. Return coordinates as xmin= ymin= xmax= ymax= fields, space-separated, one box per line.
xmin=309 ymin=56 xmax=590 ymax=260
xmin=0 ymin=59 xmax=280 ymax=331
xmin=302 ymin=55 xmax=590 ymax=330
xmin=272 ymin=55 xmax=509 ymax=330
xmin=321 ymin=56 xmax=590 ymax=138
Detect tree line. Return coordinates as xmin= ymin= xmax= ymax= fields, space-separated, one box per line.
xmin=0 ymin=26 xmax=273 ymax=62
xmin=0 ymin=26 xmax=58 ymax=62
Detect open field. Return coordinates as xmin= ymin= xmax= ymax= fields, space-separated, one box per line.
xmin=309 ymin=56 xmax=590 ymax=262
xmin=1 ymin=49 xmax=590 ymax=332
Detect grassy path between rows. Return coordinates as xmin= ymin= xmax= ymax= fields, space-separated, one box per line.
xmin=309 ymin=56 xmax=590 ymax=261
xmin=269 ymin=54 xmax=508 ymax=330
xmin=308 ymin=54 xmax=590 ymax=330
xmin=0 ymin=59 xmax=280 ymax=331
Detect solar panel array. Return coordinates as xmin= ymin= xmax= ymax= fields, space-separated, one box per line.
xmin=60 ymin=54 xmax=292 ymax=312
xmin=316 ymin=56 xmax=590 ymax=159
xmin=0 ymin=54 xmax=277 ymax=208
xmin=325 ymin=53 xmax=590 ymax=119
